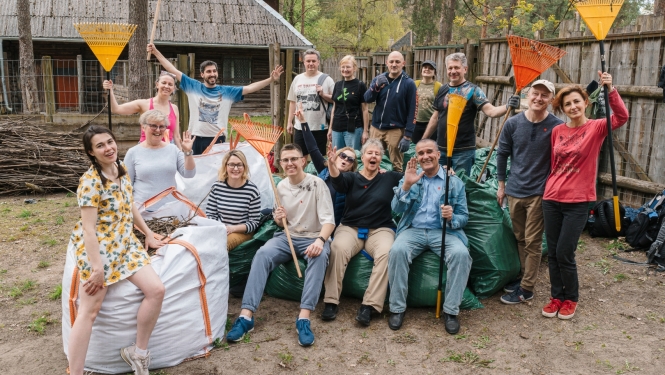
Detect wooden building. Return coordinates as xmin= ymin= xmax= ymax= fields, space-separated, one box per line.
xmin=0 ymin=0 xmax=312 ymax=118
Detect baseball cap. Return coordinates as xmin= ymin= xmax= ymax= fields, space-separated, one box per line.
xmin=422 ymin=60 xmax=437 ymax=72
xmin=531 ymin=79 xmax=555 ymax=95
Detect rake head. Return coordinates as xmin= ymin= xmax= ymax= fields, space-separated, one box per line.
xmin=228 ymin=119 xmax=283 ymax=157
xmin=73 ymin=23 xmax=137 ymax=72
xmin=573 ymin=0 xmax=624 ymax=41
xmin=446 ymin=93 xmax=468 ymax=157
xmin=507 ymin=35 xmax=567 ymax=92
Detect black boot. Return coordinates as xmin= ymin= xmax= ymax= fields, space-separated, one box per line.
xmin=443 ymin=312 xmax=460 ymax=334
xmin=321 ymin=303 xmax=338 ymax=321
xmin=388 ymin=312 xmax=405 ymax=330
xmin=355 ymin=305 xmax=372 ymax=326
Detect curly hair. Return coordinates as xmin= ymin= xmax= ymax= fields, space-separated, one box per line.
xmin=552 ymin=85 xmax=589 ymax=115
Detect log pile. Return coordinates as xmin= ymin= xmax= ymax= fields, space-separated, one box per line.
xmin=0 ymin=117 xmax=88 ymax=195
xmin=133 ymin=215 xmax=196 ymax=255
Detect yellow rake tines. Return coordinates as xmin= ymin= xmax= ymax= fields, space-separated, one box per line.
xmin=73 ymin=23 xmax=137 ymax=72
xmin=228 ymin=119 xmax=283 ymax=157
xmin=507 ymin=35 xmax=567 ymax=92
xmin=573 ymin=0 xmax=624 ymax=41
xmin=446 ymin=94 xmax=468 ymax=158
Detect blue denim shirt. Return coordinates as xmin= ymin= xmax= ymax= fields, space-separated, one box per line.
xmin=392 ymin=167 xmax=469 ymax=246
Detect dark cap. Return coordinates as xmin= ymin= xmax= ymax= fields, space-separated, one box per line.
xmin=422 ymin=60 xmax=437 ymax=72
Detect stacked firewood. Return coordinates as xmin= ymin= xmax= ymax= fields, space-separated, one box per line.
xmin=133 ymin=215 xmax=196 ymax=255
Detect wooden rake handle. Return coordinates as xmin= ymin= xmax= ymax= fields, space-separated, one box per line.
xmin=147 ymin=0 xmax=162 ymax=60
xmin=263 ymin=156 xmax=303 ymax=278
xmin=476 ymin=108 xmax=513 ymax=183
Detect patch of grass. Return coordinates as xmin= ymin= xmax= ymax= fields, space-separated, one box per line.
xmin=278 ymin=350 xmax=293 ymax=364
xmin=392 ymin=332 xmax=417 ymax=344
xmin=64 ymin=202 xmax=71 ymax=207
xmin=225 ymin=317 xmax=232 ymax=333
xmin=473 ymin=335 xmax=491 ymax=349
xmin=20 ymin=297 xmax=37 ymax=305
xmin=37 ymin=260 xmax=50 ymax=269
xmin=8 ymin=279 xmax=36 ymax=298
xmin=0 ymin=269 xmax=7 ymax=274
xmin=361 ymin=331 xmax=368 ymax=338
xmin=242 ymin=332 xmax=251 ymax=343
xmin=577 ymin=239 xmax=587 ymax=252
xmin=1 ymin=207 xmax=11 ymax=213
xmin=606 ymin=239 xmax=626 ymax=255
xmin=32 ymin=218 xmax=44 ymax=224
xmin=41 ymin=238 xmax=58 ymax=247
xmin=591 ymin=258 xmax=611 ymax=275
xmin=17 ymin=209 xmax=33 ymax=218
xmin=440 ymin=350 xmax=495 ymax=368
xmin=614 ymin=273 xmax=627 ymax=282
xmin=615 ymin=360 xmax=640 ymax=374
xmin=66 ymin=192 xmax=75 ymax=198
xmin=387 ymin=358 xmax=396 ymax=366
xmin=212 ymin=337 xmax=227 ymax=350
xmin=574 ymin=341 xmax=584 ymax=350
xmin=28 ymin=312 xmax=52 ymax=334
xmin=49 ymin=285 xmax=62 ymax=300
xmin=357 ymin=352 xmax=373 ymax=364
xmin=55 ymin=216 xmax=65 ymax=225
xmin=454 ymin=334 xmax=468 ymax=340
xmin=19 ymin=224 xmax=28 ymax=231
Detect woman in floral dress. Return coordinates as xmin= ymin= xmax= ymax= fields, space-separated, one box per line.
xmin=68 ymin=126 xmax=165 ymax=375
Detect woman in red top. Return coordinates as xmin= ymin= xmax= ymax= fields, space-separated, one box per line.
xmin=541 ymin=71 xmax=628 ymax=320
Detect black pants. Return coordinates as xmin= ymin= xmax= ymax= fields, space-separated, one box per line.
xmin=542 ymin=200 xmax=589 ymax=302
xmin=192 ymin=134 xmax=226 ymax=155
xmin=411 ymin=121 xmax=437 ymax=144
xmin=294 ymin=129 xmax=327 ymax=156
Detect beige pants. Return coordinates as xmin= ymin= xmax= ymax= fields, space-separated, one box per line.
xmin=369 ymin=127 xmax=405 ymax=172
xmin=227 ymin=232 xmax=253 ymax=251
xmin=508 ymin=195 xmax=545 ymax=292
xmin=323 ymin=225 xmax=395 ymax=312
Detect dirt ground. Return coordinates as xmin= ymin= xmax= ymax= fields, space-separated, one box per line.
xmin=0 ymin=193 xmax=663 ymax=375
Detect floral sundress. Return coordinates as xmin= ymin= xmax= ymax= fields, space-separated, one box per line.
xmin=70 ymin=163 xmax=150 ymax=286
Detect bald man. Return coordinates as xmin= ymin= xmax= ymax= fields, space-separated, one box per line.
xmin=364 ymin=51 xmax=417 ymax=172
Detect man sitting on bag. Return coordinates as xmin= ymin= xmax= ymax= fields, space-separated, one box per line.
xmin=226 ymin=143 xmax=335 ymax=347
xmin=387 ymin=139 xmax=471 ymax=334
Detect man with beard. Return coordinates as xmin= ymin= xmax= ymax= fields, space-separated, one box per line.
xmin=387 ymin=139 xmax=471 ymax=334
xmin=148 ymin=44 xmax=284 ymax=154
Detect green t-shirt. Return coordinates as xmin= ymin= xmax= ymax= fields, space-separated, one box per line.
xmin=416 ymin=81 xmax=438 ymax=122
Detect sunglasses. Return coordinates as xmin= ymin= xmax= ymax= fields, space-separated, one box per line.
xmin=338 ymin=153 xmax=355 ymax=163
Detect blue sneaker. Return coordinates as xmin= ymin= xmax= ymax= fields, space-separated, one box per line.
xmin=226 ymin=317 xmax=254 ymax=342
xmin=296 ymin=318 xmax=315 ymax=347
xmin=500 ymin=287 xmax=534 ymax=305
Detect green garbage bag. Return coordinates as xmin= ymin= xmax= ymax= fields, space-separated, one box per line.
xmin=356 ymin=150 xmax=393 ymax=172
xmin=265 ymin=258 xmax=308 ymax=301
xmin=341 ymin=251 xmax=374 ymax=300
xmin=402 ymin=143 xmax=417 ymax=166
xmin=229 ymin=221 xmax=280 ymax=287
xmin=542 ymin=232 xmax=548 ymax=256
xmin=462 ymin=175 xmax=520 ymax=298
xmin=405 ymin=251 xmax=483 ymax=310
xmin=469 ymin=147 xmax=510 ymax=187
xmin=304 ymin=161 xmax=318 ymax=175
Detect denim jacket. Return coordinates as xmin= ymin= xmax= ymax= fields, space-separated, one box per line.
xmin=392 ymin=169 xmax=469 ymax=246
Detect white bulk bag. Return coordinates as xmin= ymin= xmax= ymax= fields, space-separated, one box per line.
xmin=175 ymin=141 xmax=275 ymax=211
xmin=62 ymin=189 xmax=228 ymax=373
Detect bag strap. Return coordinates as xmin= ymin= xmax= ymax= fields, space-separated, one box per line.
xmin=202 ymin=127 xmax=226 ymax=155
xmin=140 ymin=186 xmax=207 ymax=218
xmin=316 ymin=73 xmax=330 ymax=111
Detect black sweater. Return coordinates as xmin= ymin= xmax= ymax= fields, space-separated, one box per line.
xmin=331 ymin=171 xmax=402 ymax=228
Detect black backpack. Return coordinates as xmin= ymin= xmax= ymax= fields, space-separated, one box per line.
xmin=317 ymin=73 xmax=333 ymax=125
xmin=624 ymin=189 xmax=665 ymax=249
xmin=588 ymin=199 xmax=627 ymax=238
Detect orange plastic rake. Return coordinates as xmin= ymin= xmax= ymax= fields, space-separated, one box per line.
xmin=477 ymin=36 xmax=567 ymax=182
xmin=229 ymin=118 xmax=303 ymax=278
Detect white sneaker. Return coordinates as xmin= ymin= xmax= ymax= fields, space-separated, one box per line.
xmin=120 ymin=344 xmax=151 ymax=375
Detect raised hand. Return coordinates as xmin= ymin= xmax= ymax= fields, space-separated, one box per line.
xmin=402 ymin=158 xmax=424 ymax=191
xmin=295 ymin=102 xmax=306 ymax=123
xmin=181 ymin=130 xmax=195 ymax=153
xmin=102 ymin=80 xmax=114 ymax=90
xmin=598 ymin=70 xmax=613 ymax=91
xmin=271 ymin=65 xmax=285 ymax=82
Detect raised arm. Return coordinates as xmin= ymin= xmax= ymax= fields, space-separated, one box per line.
xmin=242 ymin=65 xmax=284 ymax=95
xmin=295 ymin=103 xmax=325 ymax=173
xmin=147 ymin=43 xmax=183 ymax=82
xmin=102 ymin=80 xmax=145 ymax=115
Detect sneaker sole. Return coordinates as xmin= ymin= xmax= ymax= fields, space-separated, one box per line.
xmin=227 ymin=327 xmax=254 ymax=342
xmin=120 ymin=348 xmax=136 ymax=370
xmin=320 ymin=314 xmax=337 ymax=321
xmin=296 ymin=329 xmax=315 ymax=347
xmin=557 ymin=312 xmax=575 ymax=320
xmin=542 ymin=310 xmax=558 ymax=318
xmin=500 ymin=294 xmax=534 ymax=305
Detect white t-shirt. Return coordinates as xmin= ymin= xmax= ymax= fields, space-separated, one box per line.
xmin=276 ymin=173 xmax=335 ymax=238
xmin=287 ymin=72 xmax=335 ymax=131
xmin=179 ymin=75 xmax=244 ymax=137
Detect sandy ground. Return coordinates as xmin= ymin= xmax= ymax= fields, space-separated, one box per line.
xmin=0 ymin=193 xmax=663 ymax=375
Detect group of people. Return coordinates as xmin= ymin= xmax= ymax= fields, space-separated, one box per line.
xmin=67 ymin=44 xmax=629 ymax=374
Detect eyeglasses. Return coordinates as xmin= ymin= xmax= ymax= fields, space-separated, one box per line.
xmin=227 ymin=163 xmax=244 ymax=170
xmin=145 ymin=123 xmax=167 ymax=131
xmin=279 ymin=157 xmax=302 ymax=164
xmin=338 ymin=153 xmax=355 ymax=163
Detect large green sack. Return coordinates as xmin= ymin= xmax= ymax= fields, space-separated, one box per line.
xmin=229 ymin=221 xmax=280 ymax=287
xmin=265 ymin=258 xmax=308 ymax=301
xmin=405 ymin=251 xmax=483 ymax=310
xmin=355 ymin=149 xmax=393 ymax=172
xmin=402 ymin=143 xmax=417 ymax=166
xmin=341 ymin=252 xmax=374 ymax=300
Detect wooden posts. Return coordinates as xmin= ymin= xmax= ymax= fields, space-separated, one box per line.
xmin=177 ymin=54 xmax=189 ymax=133
xmin=77 ymin=55 xmax=83 ymax=114
xmin=42 ymin=56 xmax=56 ymax=122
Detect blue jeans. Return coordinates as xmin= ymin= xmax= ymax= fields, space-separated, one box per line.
xmin=439 ymin=148 xmax=475 ymax=177
xmin=241 ymin=232 xmax=330 ymax=312
xmin=388 ymin=228 xmax=472 ymax=315
xmin=331 ymin=128 xmax=363 ymax=151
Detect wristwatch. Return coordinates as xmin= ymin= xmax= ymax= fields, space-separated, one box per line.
xmin=184 ymin=150 xmax=193 ymax=156
xmin=317 ymin=236 xmax=327 ymax=243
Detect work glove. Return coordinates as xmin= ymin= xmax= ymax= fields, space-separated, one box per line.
xmin=506 ymin=95 xmax=521 ymax=110
xmin=373 ymin=75 xmax=389 ymax=91
xmin=398 ymin=137 xmax=411 ymax=153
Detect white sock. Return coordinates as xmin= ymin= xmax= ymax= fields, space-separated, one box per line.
xmin=134 ymin=346 xmax=148 ymax=357
xmin=297 ymin=317 xmax=310 ymax=322
xmin=239 ymin=314 xmax=252 ymax=321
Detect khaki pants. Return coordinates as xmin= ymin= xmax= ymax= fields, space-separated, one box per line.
xmin=369 ymin=127 xmax=405 ymax=172
xmin=323 ymin=225 xmax=395 ymax=312
xmin=508 ymin=195 xmax=545 ymax=292
xmin=227 ymin=232 xmax=253 ymax=251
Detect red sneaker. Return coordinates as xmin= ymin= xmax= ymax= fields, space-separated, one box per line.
xmin=542 ymin=298 xmax=563 ymax=318
xmin=557 ymin=300 xmax=577 ymax=320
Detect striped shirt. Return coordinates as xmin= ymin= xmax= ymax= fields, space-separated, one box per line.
xmin=206 ymin=180 xmax=261 ymax=233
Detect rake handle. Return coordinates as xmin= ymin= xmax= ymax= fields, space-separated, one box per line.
xmin=263 ymin=156 xmax=303 ymax=278
xmin=599 ymin=40 xmax=620 ymax=232
xmin=107 ymin=71 xmax=112 ymax=131
xmin=147 ymin=0 xmax=162 ymax=60
xmin=476 ymin=108 xmax=513 ymax=183
xmin=436 ymin=158 xmax=452 ymax=319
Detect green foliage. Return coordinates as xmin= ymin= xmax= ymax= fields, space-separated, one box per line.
xmin=49 ymin=285 xmax=62 ymax=300
xmin=28 ymin=312 xmax=52 ymax=334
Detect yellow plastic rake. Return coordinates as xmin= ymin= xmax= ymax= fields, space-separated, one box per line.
xmin=436 ymin=93 xmax=468 ymax=319
xmin=74 ymin=23 xmax=137 ymax=131
xmin=574 ymin=0 xmax=624 ymax=232
xmin=229 ymin=118 xmax=303 ymax=278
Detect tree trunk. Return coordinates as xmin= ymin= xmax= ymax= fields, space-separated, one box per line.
xmin=128 ymin=0 xmax=150 ymax=101
xmin=439 ymin=0 xmax=456 ymax=45
xmin=17 ymin=0 xmax=39 ymax=114
xmin=504 ymin=0 xmax=518 ymax=34
xmin=655 ymin=0 xmax=665 ymax=16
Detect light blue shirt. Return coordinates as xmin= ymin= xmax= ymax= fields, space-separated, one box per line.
xmin=398 ymin=166 xmax=446 ymax=229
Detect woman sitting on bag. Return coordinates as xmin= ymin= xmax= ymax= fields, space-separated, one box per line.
xmin=124 ymin=110 xmax=196 ymax=209
xmin=206 ymin=150 xmax=261 ymax=250
xmin=68 ymin=126 xmax=165 ymax=375
xmin=541 ymin=71 xmax=628 ymax=320
xmin=104 ymin=71 xmax=182 ymax=148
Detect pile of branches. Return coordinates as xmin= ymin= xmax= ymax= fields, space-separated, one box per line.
xmin=0 ymin=117 xmax=89 ymax=195
xmin=134 ymin=215 xmax=196 ymax=255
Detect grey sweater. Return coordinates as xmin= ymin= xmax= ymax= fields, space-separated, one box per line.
xmin=496 ymin=112 xmax=562 ymax=198
xmin=123 ymin=144 xmax=196 ymax=206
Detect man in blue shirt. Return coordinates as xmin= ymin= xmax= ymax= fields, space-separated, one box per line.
xmin=388 ymin=139 xmax=471 ymax=334
xmin=148 ymin=44 xmax=284 ymax=154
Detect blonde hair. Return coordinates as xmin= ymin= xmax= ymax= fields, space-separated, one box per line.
xmin=139 ymin=109 xmax=169 ymax=127
xmin=218 ymin=150 xmax=250 ymax=182
xmin=339 ymin=55 xmax=358 ymax=71
xmin=336 ymin=146 xmax=358 ymax=171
